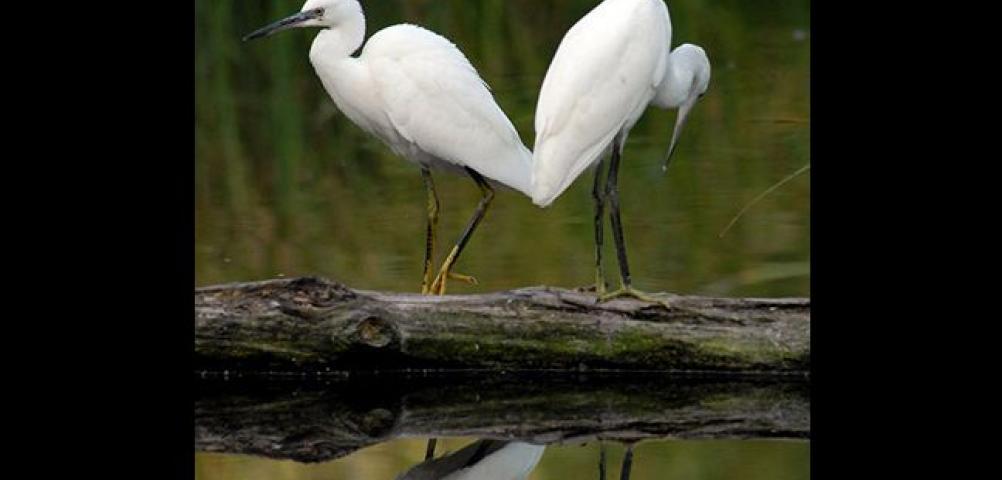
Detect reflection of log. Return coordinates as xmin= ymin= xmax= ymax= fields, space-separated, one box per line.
xmin=195 ymin=375 xmax=809 ymax=463
xmin=195 ymin=277 xmax=810 ymax=373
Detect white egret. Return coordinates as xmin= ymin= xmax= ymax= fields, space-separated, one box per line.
xmin=397 ymin=439 xmax=545 ymax=480
xmin=244 ymin=0 xmax=534 ymax=295
xmin=531 ymin=0 xmax=711 ymax=303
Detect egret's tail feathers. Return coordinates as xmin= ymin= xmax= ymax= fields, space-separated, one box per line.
xmin=530 ymin=181 xmax=562 ymax=208
xmin=531 ymin=131 xmax=614 ymax=208
xmin=475 ymin=142 xmax=534 ymax=199
xmin=531 ymin=156 xmax=590 ymax=208
xmin=530 ymin=139 xmax=575 ymax=208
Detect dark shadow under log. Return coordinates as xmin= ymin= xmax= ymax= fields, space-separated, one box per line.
xmin=195 ymin=277 xmax=810 ymax=374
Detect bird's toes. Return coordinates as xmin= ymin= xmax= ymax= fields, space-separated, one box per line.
xmin=448 ymin=272 xmax=478 ymax=286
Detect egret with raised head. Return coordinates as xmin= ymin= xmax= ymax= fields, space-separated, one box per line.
xmin=531 ymin=0 xmax=711 ymax=303
xmin=244 ymin=0 xmax=534 ymax=295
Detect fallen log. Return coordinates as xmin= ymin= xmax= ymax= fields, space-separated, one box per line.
xmin=195 ymin=374 xmax=809 ymax=463
xmin=195 ymin=277 xmax=810 ymax=373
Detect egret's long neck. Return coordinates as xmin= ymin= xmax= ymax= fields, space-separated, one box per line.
xmin=653 ymin=52 xmax=690 ymax=109
xmin=310 ymin=8 xmax=366 ymax=59
xmin=307 ymin=8 xmax=379 ymax=143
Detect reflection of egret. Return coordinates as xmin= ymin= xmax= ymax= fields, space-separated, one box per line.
xmin=599 ymin=442 xmax=636 ymax=480
xmin=243 ymin=0 xmax=533 ymax=295
xmin=397 ymin=440 xmax=546 ymax=480
xmin=531 ymin=0 xmax=711 ymax=303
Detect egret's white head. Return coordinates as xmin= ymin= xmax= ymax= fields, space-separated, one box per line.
xmin=243 ymin=0 xmax=362 ymax=41
xmin=657 ymin=44 xmax=712 ymax=172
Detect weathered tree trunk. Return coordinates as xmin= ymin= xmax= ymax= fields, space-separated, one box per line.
xmin=195 ymin=277 xmax=810 ymax=373
xmin=195 ymin=375 xmax=809 ymax=463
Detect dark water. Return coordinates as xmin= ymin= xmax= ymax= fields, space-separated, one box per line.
xmin=195 ymin=0 xmax=810 ymax=477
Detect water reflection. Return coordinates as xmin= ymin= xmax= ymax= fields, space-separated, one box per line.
xmin=196 ymin=437 xmax=809 ymax=480
xmin=398 ymin=440 xmax=545 ymax=480
xmin=604 ymin=443 xmax=635 ymax=480
xmin=396 ymin=440 xmax=659 ymax=480
xmin=195 ymin=373 xmax=808 ymax=479
xmin=195 ymin=374 xmax=809 ymax=465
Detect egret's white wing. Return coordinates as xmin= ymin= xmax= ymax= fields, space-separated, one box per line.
xmin=532 ymin=0 xmax=671 ymax=207
xmin=396 ymin=441 xmax=544 ymax=480
xmin=444 ymin=442 xmax=545 ymax=480
xmin=365 ymin=25 xmax=533 ymax=196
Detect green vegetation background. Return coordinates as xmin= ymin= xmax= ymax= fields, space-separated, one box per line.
xmin=196 ymin=0 xmax=810 ymax=298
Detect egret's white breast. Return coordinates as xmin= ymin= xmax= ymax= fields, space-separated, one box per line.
xmin=309 ymin=30 xmax=410 ymax=158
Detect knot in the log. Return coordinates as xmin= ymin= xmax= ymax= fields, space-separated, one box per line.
xmin=331 ymin=310 xmax=401 ymax=351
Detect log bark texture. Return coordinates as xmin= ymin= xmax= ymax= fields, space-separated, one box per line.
xmin=195 ymin=277 xmax=810 ymax=373
xmin=193 ymin=278 xmax=805 ymax=372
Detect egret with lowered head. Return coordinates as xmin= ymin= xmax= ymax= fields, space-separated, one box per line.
xmin=397 ymin=439 xmax=545 ymax=480
xmin=244 ymin=0 xmax=534 ymax=295
xmin=531 ymin=0 xmax=711 ymax=303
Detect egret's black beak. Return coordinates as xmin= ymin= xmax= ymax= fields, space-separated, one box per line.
xmin=243 ymin=9 xmax=322 ymax=42
xmin=663 ymin=101 xmax=696 ymax=173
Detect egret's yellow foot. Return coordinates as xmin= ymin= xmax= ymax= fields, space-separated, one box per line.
xmin=430 ymin=274 xmax=448 ymax=296
xmin=430 ymin=246 xmax=458 ymax=295
xmin=429 ymin=247 xmax=478 ymax=295
xmin=598 ymin=286 xmax=671 ymax=308
xmin=427 ymin=271 xmax=476 ymax=295
xmin=422 ymin=260 xmax=464 ymax=294
xmin=448 ymin=272 xmax=478 ymax=286
xmin=421 ymin=262 xmax=435 ymax=295
xmin=595 ymin=269 xmax=608 ymax=296
xmin=577 ymin=269 xmax=609 ymax=294
xmin=431 ymin=272 xmax=477 ymax=295
xmin=437 ymin=272 xmax=478 ymax=296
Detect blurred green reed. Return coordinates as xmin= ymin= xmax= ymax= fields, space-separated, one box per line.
xmin=195 ymin=0 xmax=810 ymax=298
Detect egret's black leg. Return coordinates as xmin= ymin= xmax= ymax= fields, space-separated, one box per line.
xmin=598 ymin=136 xmax=670 ymax=306
xmin=606 ymin=136 xmax=633 ymax=289
xmin=592 ymin=158 xmax=609 ymax=295
xmin=620 ymin=444 xmax=634 ymax=480
xmin=431 ymin=168 xmax=495 ymax=295
xmin=421 ymin=168 xmax=440 ymax=295
xmin=425 ymin=438 xmax=437 ymax=460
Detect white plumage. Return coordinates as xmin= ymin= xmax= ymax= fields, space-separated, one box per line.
xmin=397 ymin=440 xmax=546 ymax=480
xmin=532 ymin=0 xmax=671 ymax=207
xmin=531 ymin=0 xmax=710 ymax=208
xmin=244 ymin=0 xmax=535 ymax=295
xmin=303 ymin=5 xmax=533 ymax=196
xmin=528 ymin=0 xmax=711 ymax=302
xmin=363 ymin=26 xmax=533 ymax=195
